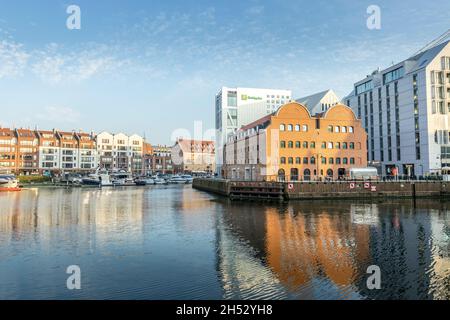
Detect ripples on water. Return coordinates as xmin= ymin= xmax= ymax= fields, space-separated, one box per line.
xmin=0 ymin=186 xmax=449 ymax=299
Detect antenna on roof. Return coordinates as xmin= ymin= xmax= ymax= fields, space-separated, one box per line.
xmin=411 ymin=28 xmax=450 ymax=57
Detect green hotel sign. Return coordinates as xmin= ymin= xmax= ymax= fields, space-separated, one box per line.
xmin=241 ymin=94 xmax=263 ymax=101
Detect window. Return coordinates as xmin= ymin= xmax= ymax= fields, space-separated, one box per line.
xmin=303 ymin=157 xmax=308 ymax=164
xmin=302 ymin=141 xmax=308 ymax=148
xmin=342 ymin=142 xmax=348 ymax=149
xmin=288 ymin=157 xmax=293 ymax=164
xmin=334 ymin=126 xmax=340 ymax=133
xmin=227 ymin=91 xmax=237 ymax=106
xmin=327 ymin=142 xmax=333 ymax=149
xmin=280 ymin=157 xmax=286 ymax=164
xmin=327 ymin=125 xmax=333 ymax=132
xmin=310 ymin=157 xmax=316 ymax=164
xmin=336 ymin=158 xmax=341 ymax=164
xmin=321 ymin=157 xmax=326 ymax=164
xmin=280 ymin=141 xmax=286 ymax=148
xmin=302 ymin=125 xmax=308 ymax=132
xmin=335 ymin=142 xmax=341 ymax=149
xmin=295 ymin=124 xmax=300 ymax=131
xmin=310 ymin=142 xmax=316 ymax=148
xmin=288 ymin=141 xmax=293 ymax=148
xmin=349 ymin=126 xmax=354 ymax=133
xmin=295 ymin=141 xmax=300 ymax=148
xmin=343 ymin=158 xmax=348 ymax=164
xmin=350 ymin=158 xmax=355 ymax=164
xmin=349 ymin=142 xmax=355 ymax=149
xmin=321 ymin=142 xmax=326 ymax=149
xmin=342 ymin=126 xmax=347 ymax=133
xmin=329 ymin=157 xmax=334 ymax=164
xmin=280 ymin=124 xmax=285 ymax=131
xmin=287 ymin=124 xmax=293 ymax=131
xmin=383 ymin=67 xmax=404 ymax=85
xmin=296 ymin=157 xmax=301 ymax=164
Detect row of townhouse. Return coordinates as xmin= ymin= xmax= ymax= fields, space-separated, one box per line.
xmin=0 ymin=128 xmax=152 ymax=175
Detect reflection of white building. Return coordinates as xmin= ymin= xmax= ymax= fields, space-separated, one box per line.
xmin=215 ymin=87 xmax=292 ymax=175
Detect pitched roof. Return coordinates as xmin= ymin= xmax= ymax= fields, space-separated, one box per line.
xmin=295 ymin=89 xmax=340 ymax=109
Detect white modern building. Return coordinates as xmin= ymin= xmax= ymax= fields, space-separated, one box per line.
xmin=345 ymin=39 xmax=450 ymax=177
xmin=215 ymin=87 xmax=292 ymax=174
xmin=296 ymin=89 xmax=341 ymax=115
xmin=96 ymin=131 xmax=144 ymax=173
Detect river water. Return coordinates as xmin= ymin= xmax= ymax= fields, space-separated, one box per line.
xmin=0 ymin=185 xmax=449 ymax=300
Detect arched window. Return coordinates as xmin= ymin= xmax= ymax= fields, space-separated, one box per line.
xmin=302 ymin=141 xmax=308 ymax=148
xmin=280 ymin=141 xmax=286 ymax=148
xmin=327 ymin=169 xmax=333 ymax=177
xmin=310 ymin=142 xmax=316 ymax=148
xmin=349 ymin=126 xmax=354 ymax=133
xmin=350 ymin=157 xmax=355 ymax=164
xmin=295 ymin=141 xmax=300 ymax=148
xmin=335 ymin=142 xmax=341 ymax=149
xmin=343 ymin=142 xmax=348 ymax=149
xmin=287 ymin=124 xmax=293 ymax=131
xmin=336 ymin=157 xmax=341 ymax=164
xmin=302 ymin=124 xmax=308 ymax=132
xmin=278 ymin=169 xmax=285 ymax=181
xmin=321 ymin=157 xmax=326 ymax=164
xmin=303 ymin=157 xmax=308 ymax=164
xmin=280 ymin=157 xmax=286 ymax=164
xmin=288 ymin=141 xmax=293 ymax=148
xmin=343 ymin=157 xmax=348 ymax=164
xmin=280 ymin=124 xmax=285 ymax=131
xmin=290 ymin=168 xmax=299 ymax=181
xmin=327 ymin=142 xmax=333 ymax=149
xmin=328 ymin=125 xmax=333 ymax=132
xmin=329 ymin=157 xmax=334 ymax=164
xmin=335 ymin=126 xmax=340 ymax=133
xmin=349 ymin=142 xmax=355 ymax=149
xmin=288 ymin=157 xmax=293 ymax=164
xmin=303 ymin=169 xmax=311 ymax=181
xmin=321 ymin=142 xmax=326 ymax=149
xmin=295 ymin=124 xmax=300 ymax=131
xmin=342 ymin=126 xmax=347 ymax=133
xmin=310 ymin=156 xmax=316 ymax=164
xmin=295 ymin=157 xmax=301 ymax=164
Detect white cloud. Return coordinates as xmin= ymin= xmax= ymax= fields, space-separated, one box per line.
xmin=0 ymin=40 xmax=29 ymax=79
xmin=37 ymin=106 xmax=81 ymax=123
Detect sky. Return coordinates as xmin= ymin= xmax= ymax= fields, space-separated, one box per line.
xmin=0 ymin=0 xmax=449 ymax=144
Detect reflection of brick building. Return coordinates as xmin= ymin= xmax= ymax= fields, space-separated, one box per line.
xmin=223 ymin=102 xmax=367 ymax=181
xmin=172 ymin=139 xmax=215 ymax=174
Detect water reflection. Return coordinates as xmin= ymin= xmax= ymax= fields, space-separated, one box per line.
xmin=0 ymin=187 xmax=449 ymax=299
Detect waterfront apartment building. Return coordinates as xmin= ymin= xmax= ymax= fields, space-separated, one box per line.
xmin=345 ymin=40 xmax=450 ymax=177
xmin=222 ymin=102 xmax=367 ymax=181
xmin=296 ymin=89 xmax=341 ymax=115
xmin=96 ymin=132 xmax=144 ymax=173
xmin=148 ymin=144 xmax=173 ymax=174
xmin=215 ymin=87 xmax=292 ymax=175
xmin=172 ymin=138 xmax=215 ymax=174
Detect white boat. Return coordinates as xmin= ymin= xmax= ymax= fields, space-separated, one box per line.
xmin=135 ymin=177 xmax=155 ymax=186
xmin=82 ymin=169 xmax=113 ymax=186
xmin=180 ymin=175 xmax=193 ymax=184
xmin=154 ymin=177 xmax=167 ymax=185
xmin=0 ymin=174 xmax=21 ymax=192
xmin=110 ymin=170 xmax=135 ymax=186
xmin=169 ymin=175 xmax=186 ymax=184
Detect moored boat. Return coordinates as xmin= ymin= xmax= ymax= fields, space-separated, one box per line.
xmin=0 ymin=174 xmax=21 ymax=192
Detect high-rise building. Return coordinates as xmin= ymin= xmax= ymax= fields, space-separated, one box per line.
xmin=345 ymin=39 xmax=450 ymax=177
xmin=215 ymin=87 xmax=292 ymax=175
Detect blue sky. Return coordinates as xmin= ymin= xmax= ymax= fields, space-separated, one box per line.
xmin=0 ymin=0 xmax=449 ymax=144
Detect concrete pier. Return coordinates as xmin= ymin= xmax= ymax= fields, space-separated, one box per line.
xmin=193 ymin=178 xmax=450 ymax=201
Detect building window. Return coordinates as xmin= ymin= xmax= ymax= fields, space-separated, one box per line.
xmin=302 ymin=125 xmax=308 ymax=132
xmin=296 ymin=157 xmax=301 ymax=164
xmin=288 ymin=141 xmax=293 ymax=148
xmin=343 ymin=158 xmax=348 ymax=164
xmin=303 ymin=157 xmax=308 ymax=164
xmin=321 ymin=142 xmax=326 ymax=149
xmin=329 ymin=157 xmax=334 ymax=164
xmin=336 ymin=158 xmax=341 ymax=165
xmin=280 ymin=157 xmax=286 ymax=164
xmin=334 ymin=126 xmax=340 ymax=133
xmin=349 ymin=126 xmax=354 ymax=133
xmin=310 ymin=157 xmax=316 ymax=164
xmin=321 ymin=157 xmax=326 ymax=164
xmin=302 ymin=141 xmax=308 ymax=148
xmin=295 ymin=141 xmax=300 ymax=148
xmin=350 ymin=157 xmax=355 ymax=164
xmin=349 ymin=142 xmax=355 ymax=149
xmin=288 ymin=157 xmax=293 ymax=164
xmin=327 ymin=142 xmax=333 ymax=149
xmin=287 ymin=124 xmax=293 ymax=131
xmin=327 ymin=125 xmax=333 ymax=132
xmin=335 ymin=142 xmax=341 ymax=149
xmin=280 ymin=141 xmax=286 ymax=148
xmin=342 ymin=126 xmax=347 ymax=133
xmin=280 ymin=124 xmax=285 ymax=131
xmin=295 ymin=125 xmax=300 ymax=131
xmin=342 ymin=142 xmax=348 ymax=149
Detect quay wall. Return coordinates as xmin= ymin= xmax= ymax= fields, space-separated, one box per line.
xmin=193 ymin=178 xmax=450 ymax=200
